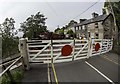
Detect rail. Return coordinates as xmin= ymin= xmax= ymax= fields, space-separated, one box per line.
xmin=0 ymin=56 xmax=24 ymax=83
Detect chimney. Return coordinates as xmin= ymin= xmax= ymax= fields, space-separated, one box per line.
xmin=79 ymin=19 xmax=86 ymax=23
xmin=92 ymin=12 xmax=99 ymax=18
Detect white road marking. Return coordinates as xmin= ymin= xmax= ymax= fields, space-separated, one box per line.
xmin=52 ymin=63 xmax=58 ymax=84
xmin=102 ymin=55 xmax=120 ymax=66
xmin=47 ymin=63 xmax=51 ymax=83
xmin=85 ymin=61 xmax=115 ymax=84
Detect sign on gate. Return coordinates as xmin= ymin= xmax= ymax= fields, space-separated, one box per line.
xmin=95 ymin=43 xmax=100 ymax=51
xmin=61 ymin=45 xmax=73 ymax=56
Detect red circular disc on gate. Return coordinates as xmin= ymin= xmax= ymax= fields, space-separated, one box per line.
xmin=95 ymin=43 xmax=100 ymax=51
xmin=61 ymin=45 xmax=73 ymax=56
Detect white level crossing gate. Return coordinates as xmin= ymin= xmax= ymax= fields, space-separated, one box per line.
xmin=19 ymin=38 xmax=113 ymax=64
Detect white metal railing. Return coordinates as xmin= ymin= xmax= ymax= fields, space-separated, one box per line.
xmin=52 ymin=40 xmax=74 ymax=63
xmin=0 ymin=56 xmax=24 ymax=83
xmin=90 ymin=39 xmax=113 ymax=57
xmin=20 ymin=38 xmax=113 ymax=64
xmin=74 ymin=40 xmax=88 ymax=60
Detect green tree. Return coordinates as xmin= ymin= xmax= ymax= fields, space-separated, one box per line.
xmin=67 ymin=20 xmax=77 ymax=27
xmin=59 ymin=29 xmax=64 ymax=35
xmin=54 ymin=20 xmax=77 ymax=34
xmin=19 ymin=12 xmax=48 ymax=39
xmin=54 ymin=28 xmax=60 ymax=33
xmin=67 ymin=29 xmax=74 ymax=37
xmin=0 ymin=18 xmax=18 ymax=58
xmin=1 ymin=18 xmax=16 ymax=38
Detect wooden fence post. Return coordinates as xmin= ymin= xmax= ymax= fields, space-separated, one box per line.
xmin=19 ymin=38 xmax=30 ymax=70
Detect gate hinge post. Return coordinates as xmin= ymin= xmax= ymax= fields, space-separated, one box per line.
xmin=50 ymin=39 xmax=54 ymax=63
xmin=19 ymin=38 xmax=30 ymax=70
xmin=87 ymin=38 xmax=92 ymax=59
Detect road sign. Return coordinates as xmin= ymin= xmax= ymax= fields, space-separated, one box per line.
xmin=61 ymin=45 xmax=72 ymax=56
xmin=95 ymin=43 xmax=100 ymax=51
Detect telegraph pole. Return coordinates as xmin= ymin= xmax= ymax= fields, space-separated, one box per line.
xmin=108 ymin=0 xmax=118 ymax=44
xmin=107 ymin=0 xmax=120 ymax=54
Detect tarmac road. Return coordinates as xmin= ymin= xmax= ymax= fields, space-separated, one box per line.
xmin=21 ymin=52 xmax=119 ymax=84
xmin=87 ymin=55 xmax=119 ymax=83
xmin=50 ymin=52 xmax=119 ymax=83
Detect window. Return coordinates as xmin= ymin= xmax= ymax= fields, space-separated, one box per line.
xmin=81 ymin=26 xmax=82 ymax=30
xmin=85 ymin=25 xmax=87 ymax=31
xmin=104 ymin=35 xmax=109 ymax=39
xmin=95 ymin=22 xmax=98 ymax=25
xmin=78 ymin=26 xmax=79 ymax=30
xmin=83 ymin=25 xmax=85 ymax=30
xmin=95 ymin=22 xmax=98 ymax=28
xmin=88 ymin=32 xmax=90 ymax=37
xmin=75 ymin=27 xmax=77 ymax=32
xmin=95 ymin=25 xmax=98 ymax=28
xmin=95 ymin=33 xmax=99 ymax=39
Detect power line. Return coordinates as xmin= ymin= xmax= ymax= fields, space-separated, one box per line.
xmin=60 ymin=0 xmax=100 ymax=26
xmin=45 ymin=1 xmax=65 ymax=25
xmin=73 ymin=0 xmax=100 ymax=19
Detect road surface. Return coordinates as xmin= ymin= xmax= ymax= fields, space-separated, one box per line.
xmin=50 ymin=52 xmax=119 ymax=83
xmin=21 ymin=52 xmax=119 ymax=84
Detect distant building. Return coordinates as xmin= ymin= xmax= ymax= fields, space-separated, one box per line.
xmin=74 ymin=12 xmax=114 ymax=39
xmin=64 ymin=25 xmax=75 ymax=38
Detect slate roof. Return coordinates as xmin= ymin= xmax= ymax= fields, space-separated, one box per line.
xmin=75 ymin=14 xmax=111 ymax=26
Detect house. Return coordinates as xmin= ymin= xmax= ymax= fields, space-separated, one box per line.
xmin=74 ymin=12 xmax=114 ymax=39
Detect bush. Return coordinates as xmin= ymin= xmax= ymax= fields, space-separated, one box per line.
xmin=1 ymin=70 xmax=23 ymax=84
xmin=118 ymin=41 xmax=120 ymax=46
xmin=2 ymin=37 xmax=19 ymax=58
xmin=12 ymin=70 xmax=23 ymax=83
xmin=1 ymin=75 xmax=11 ymax=84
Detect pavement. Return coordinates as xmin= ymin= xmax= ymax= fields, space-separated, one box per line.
xmin=21 ymin=52 xmax=120 ymax=84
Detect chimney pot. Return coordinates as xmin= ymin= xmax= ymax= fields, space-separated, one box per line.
xmin=92 ymin=12 xmax=99 ymax=18
xmin=79 ymin=19 xmax=86 ymax=23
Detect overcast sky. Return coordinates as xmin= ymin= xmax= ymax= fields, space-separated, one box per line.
xmin=0 ymin=0 xmax=105 ymax=37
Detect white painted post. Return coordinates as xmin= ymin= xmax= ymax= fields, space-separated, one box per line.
xmin=100 ymin=39 xmax=103 ymax=54
xmin=108 ymin=39 xmax=112 ymax=51
xmin=50 ymin=40 xmax=53 ymax=63
xmin=72 ymin=39 xmax=75 ymax=61
xmin=87 ymin=38 xmax=92 ymax=59
xmin=19 ymin=38 xmax=30 ymax=70
xmin=106 ymin=39 xmax=109 ymax=52
xmin=110 ymin=39 xmax=113 ymax=50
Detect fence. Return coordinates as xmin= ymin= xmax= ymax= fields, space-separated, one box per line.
xmin=0 ymin=38 xmax=113 ymax=83
xmin=90 ymin=39 xmax=113 ymax=56
xmin=19 ymin=38 xmax=113 ymax=65
xmin=0 ymin=56 xmax=24 ymax=83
